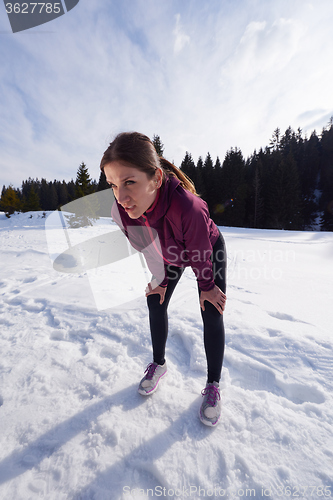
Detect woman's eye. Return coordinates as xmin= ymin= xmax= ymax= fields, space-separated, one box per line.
xmin=108 ymin=181 xmax=134 ymax=187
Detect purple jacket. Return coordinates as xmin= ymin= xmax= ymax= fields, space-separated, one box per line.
xmin=111 ymin=175 xmax=220 ymax=291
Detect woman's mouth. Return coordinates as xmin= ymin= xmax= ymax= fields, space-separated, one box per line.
xmin=124 ymin=205 xmax=135 ymax=213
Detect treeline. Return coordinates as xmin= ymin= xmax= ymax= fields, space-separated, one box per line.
xmin=1 ymin=126 xmax=332 ymax=230
xmin=0 ymin=162 xmax=108 ymax=216
xmin=180 ymin=123 xmax=333 ymax=231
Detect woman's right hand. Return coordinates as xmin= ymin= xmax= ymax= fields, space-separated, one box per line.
xmin=199 ymin=285 xmax=227 ymax=315
xmin=145 ymin=279 xmax=166 ymax=305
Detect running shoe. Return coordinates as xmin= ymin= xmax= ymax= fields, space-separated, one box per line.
xmin=199 ymin=381 xmax=221 ymax=426
xmin=138 ymin=362 xmax=167 ymax=396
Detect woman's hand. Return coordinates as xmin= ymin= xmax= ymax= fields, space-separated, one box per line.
xmin=200 ymin=285 xmax=227 ymax=315
xmin=145 ymin=279 xmax=166 ymax=305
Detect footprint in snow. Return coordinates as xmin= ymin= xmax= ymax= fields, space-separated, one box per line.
xmin=267 ymin=328 xmax=281 ymax=337
xmin=268 ymin=311 xmax=311 ymax=324
xmin=22 ymin=276 xmax=37 ymax=284
xmin=229 ymin=363 xmax=325 ymax=405
xmin=100 ymin=346 xmax=118 ymax=361
xmin=0 ymin=317 xmax=14 ymax=327
xmin=168 ymin=331 xmax=192 ymax=368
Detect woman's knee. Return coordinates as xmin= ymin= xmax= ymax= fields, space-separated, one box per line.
xmin=147 ymin=294 xmax=167 ymax=312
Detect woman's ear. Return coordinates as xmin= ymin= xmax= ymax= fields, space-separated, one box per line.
xmin=155 ymin=168 xmax=163 ymax=188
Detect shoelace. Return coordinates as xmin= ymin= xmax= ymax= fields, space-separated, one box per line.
xmin=144 ymin=363 xmax=158 ymax=380
xmin=201 ymin=385 xmax=220 ymax=406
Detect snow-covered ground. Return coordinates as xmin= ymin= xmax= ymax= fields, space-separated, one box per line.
xmin=0 ymin=211 xmax=332 ymax=500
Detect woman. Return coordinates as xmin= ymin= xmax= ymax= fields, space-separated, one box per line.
xmin=100 ymin=132 xmax=227 ymax=426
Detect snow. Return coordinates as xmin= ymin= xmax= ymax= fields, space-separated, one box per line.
xmin=0 ymin=211 xmax=332 ymax=500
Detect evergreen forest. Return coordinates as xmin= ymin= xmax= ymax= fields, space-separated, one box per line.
xmin=1 ymin=126 xmax=333 ymax=231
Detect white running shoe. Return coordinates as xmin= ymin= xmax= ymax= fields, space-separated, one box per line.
xmin=138 ymin=362 xmax=167 ymax=396
xmin=199 ymin=381 xmax=221 ymax=426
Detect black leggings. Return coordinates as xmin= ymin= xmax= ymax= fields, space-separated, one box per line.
xmin=146 ymin=231 xmax=226 ymax=383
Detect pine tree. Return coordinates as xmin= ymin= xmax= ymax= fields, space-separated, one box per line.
xmin=0 ymin=185 xmax=22 ymax=216
xmin=298 ymin=131 xmax=321 ymax=228
xmin=280 ymin=126 xmax=297 ymax=157
xmin=319 ymin=121 xmax=333 ymax=212
xmin=180 ymin=151 xmax=196 ymax=179
xmin=269 ymin=128 xmax=281 ymax=151
xmin=67 ymin=180 xmax=76 ymax=202
xmin=243 ymin=152 xmax=265 ymax=228
xmin=54 ymin=181 xmax=70 ymax=207
xmin=214 ymin=157 xmax=222 ymax=170
xmin=0 ymin=185 xmax=6 ymax=207
xmin=268 ymin=153 xmax=302 ymax=229
xmin=209 ymin=157 xmax=224 ymax=223
xmin=152 ymin=135 xmax=164 ymax=157
xmin=259 ymin=146 xmax=280 ymax=228
xmin=22 ymin=185 xmax=41 ymax=212
xmin=202 ymin=153 xmax=215 ymax=213
xmin=97 ymin=170 xmax=111 ymax=192
xmin=219 ymin=148 xmax=247 ymax=227
xmin=252 ymin=162 xmax=264 ymax=228
xmin=48 ymin=183 xmax=59 ymax=211
xmin=320 ymin=202 xmax=333 ymax=231
xmin=195 ymin=156 xmax=205 ymax=198
xmin=40 ymin=179 xmax=49 ymax=210
xmin=75 ymin=162 xmax=93 ymax=198
xmin=67 ymin=164 xmax=99 ymax=228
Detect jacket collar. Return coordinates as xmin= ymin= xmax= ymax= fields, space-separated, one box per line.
xmin=141 ymin=175 xmax=180 ymax=224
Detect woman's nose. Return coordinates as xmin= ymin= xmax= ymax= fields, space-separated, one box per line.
xmin=117 ymin=187 xmax=130 ymax=205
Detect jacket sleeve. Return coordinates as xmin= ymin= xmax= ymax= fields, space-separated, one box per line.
xmin=111 ymin=202 xmax=145 ymax=251
xmin=112 ymin=202 xmax=166 ymax=285
xmin=181 ymin=199 xmax=216 ymax=292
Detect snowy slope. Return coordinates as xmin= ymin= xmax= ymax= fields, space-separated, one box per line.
xmin=0 ymin=212 xmax=332 ymax=500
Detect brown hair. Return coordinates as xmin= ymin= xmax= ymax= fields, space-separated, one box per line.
xmin=100 ymin=132 xmax=198 ymax=195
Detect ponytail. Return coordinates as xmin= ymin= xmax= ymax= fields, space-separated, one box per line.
xmin=100 ymin=132 xmax=199 ymax=196
xmin=159 ymin=157 xmax=199 ymax=196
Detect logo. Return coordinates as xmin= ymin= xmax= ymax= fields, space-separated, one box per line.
xmin=45 ymin=190 xmax=165 ymax=312
xmin=3 ymin=0 xmax=80 ymax=33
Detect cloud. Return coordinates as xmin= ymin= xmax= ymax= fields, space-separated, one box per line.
xmin=220 ymin=17 xmax=305 ymax=89
xmin=299 ymin=111 xmax=333 ymax=134
xmin=173 ymin=14 xmax=190 ymax=54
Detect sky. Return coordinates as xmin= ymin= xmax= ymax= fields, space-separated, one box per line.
xmin=1 ymin=0 xmax=333 ymax=189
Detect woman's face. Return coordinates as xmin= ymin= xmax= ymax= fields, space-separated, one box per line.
xmin=104 ymin=161 xmax=162 ymax=219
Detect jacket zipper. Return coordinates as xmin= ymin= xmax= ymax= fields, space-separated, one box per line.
xmin=142 ymin=215 xmax=173 ymax=265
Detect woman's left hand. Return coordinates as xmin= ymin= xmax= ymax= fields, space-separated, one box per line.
xmin=200 ymin=285 xmax=227 ymax=315
xmin=145 ymin=279 xmax=166 ymax=305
